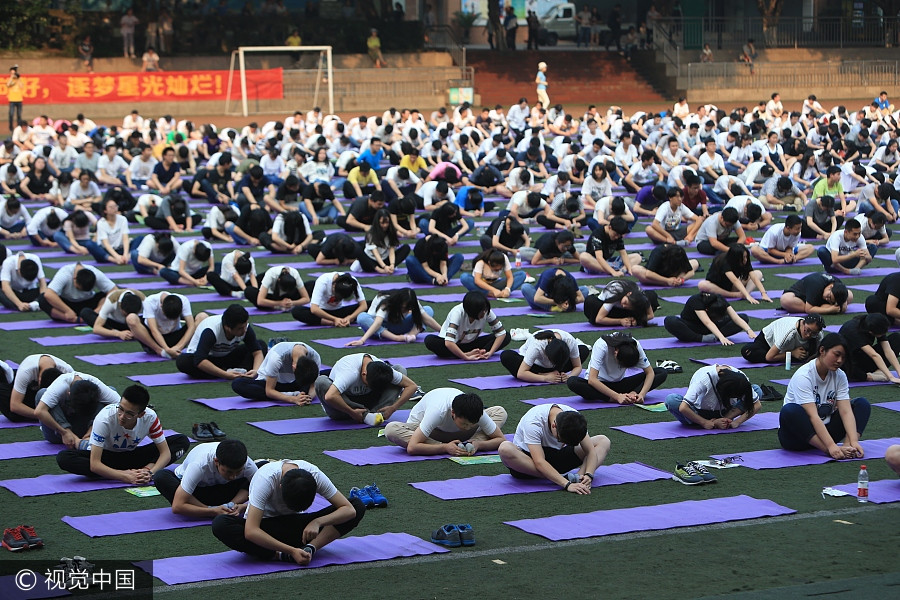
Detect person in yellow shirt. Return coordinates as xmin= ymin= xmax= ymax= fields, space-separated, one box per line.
xmin=285 ymin=29 xmax=302 ymax=65
xmin=7 ymin=66 xmax=23 ymax=133
xmin=367 ymin=29 xmax=385 ymax=68
xmin=399 ymin=147 xmax=428 ymax=177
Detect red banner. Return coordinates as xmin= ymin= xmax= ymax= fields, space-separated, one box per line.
xmin=0 ymin=69 xmax=282 ymax=105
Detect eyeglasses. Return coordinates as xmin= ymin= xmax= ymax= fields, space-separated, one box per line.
xmin=713 ymin=455 xmax=743 ymax=467
xmin=116 ymin=404 xmax=139 ymax=419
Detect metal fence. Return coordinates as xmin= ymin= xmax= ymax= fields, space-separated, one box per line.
xmin=684 ymin=60 xmax=900 ymax=90
xmin=657 ymin=16 xmax=900 ymax=52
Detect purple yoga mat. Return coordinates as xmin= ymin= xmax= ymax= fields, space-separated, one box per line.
xmin=249 ymin=409 xmax=410 ymax=435
xmin=30 ymin=334 xmax=120 ymax=346
xmin=769 ymin=378 xmax=885 ymax=388
xmin=449 ymin=374 xmax=574 ymax=391
xmin=178 ymin=292 xmax=232 ymax=303
xmin=638 ymin=279 xmax=701 ymax=291
xmin=76 ymin=351 xmax=168 ymax=366
xmin=0 ymin=473 xmax=130 ymax=497
xmin=105 ymin=271 xmax=157 ymax=280
xmin=312 ymin=335 xmax=411 ymax=348
xmin=777 ymin=267 xmax=897 ymax=279
xmin=311 ymin=269 xmax=408 ymax=279
xmin=0 ymin=575 xmax=70 ymax=600
xmin=0 ymin=319 xmax=74 ymax=331
xmin=124 ymin=280 xmax=183 ymax=290
xmin=711 ymin=436 xmax=900 ymax=470
xmin=0 ymin=415 xmax=38 ymax=429
xmin=612 ymin=411 xmax=780 ymax=440
xmin=402 ymin=293 xmax=464 ymax=303
xmin=204 ymin=306 xmax=284 ymax=318
xmin=689 ymin=356 xmax=774 ymax=370
xmin=661 ymin=290 xmax=785 ymax=305
xmin=849 ymin=284 xmax=880 ymax=292
xmin=504 ymin=495 xmax=796 ymax=541
xmin=411 ymin=462 xmax=670 ymax=500
xmin=535 ymin=317 xmax=665 ymax=333
xmin=875 ymin=400 xmax=900 ymax=413
xmin=128 ymin=372 xmax=221 ymax=386
xmin=63 ymin=497 xmax=331 ymax=537
xmin=323 ymin=435 xmax=514 ymax=466
xmin=833 ymin=479 xmax=900 ymax=504
xmin=191 ymin=395 xmax=316 ymax=411
xmin=364 ymin=282 xmax=445 ymax=291
xmin=0 ymin=440 xmax=61 ymax=460
xmin=135 ymin=532 xmax=447 ymax=585
xmin=520 ymin=388 xmax=686 ymax=409
xmin=389 ymin=353 xmax=502 ymax=369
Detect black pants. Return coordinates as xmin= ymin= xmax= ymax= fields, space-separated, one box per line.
xmin=153 ymin=468 xmax=250 ymax=505
xmin=663 ymin=314 xmax=748 ymax=343
xmin=566 ymin=368 xmax=668 ymax=401
xmin=740 ymin=335 xmax=819 ymax=364
xmin=801 ymin=216 xmax=843 ymax=239
xmin=207 ymin=272 xmax=240 ymax=296
xmin=56 ymin=434 xmax=190 ymax=476
xmin=583 ymin=291 xmax=659 ymax=325
xmin=211 ymin=496 xmax=366 ymax=559
xmin=79 ymin=308 xmax=127 ymax=330
xmin=243 ymin=286 xmax=302 ymax=309
xmin=844 ymin=333 xmax=900 ymax=381
xmin=424 ymin=333 xmax=511 ymax=358
xmin=231 ymin=377 xmax=305 ymax=401
xmin=536 ymin=213 xmax=587 ymax=230
xmin=292 ymin=303 xmax=359 ymax=326
xmin=355 ymin=244 xmax=410 ymax=272
xmin=499 ymin=345 xmax=590 ymax=377
xmin=341 ymin=182 xmax=376 ymax=200
xmin=145 ymin=214 xmax=199 ymax=230
xmin=175 ymin=342 xmax=267 ymax=378
xmin=697 ymin=237 xmax=738 ymax=256
xmin=864 ymin=294 xmax=893 ymax=317
xmin=38 ymin=292 xmax=105 ymax=320
xmin=0 ymin=286 xmax=38 ymax=310
xmin=0 ymin=374 xmax=37 ymax=423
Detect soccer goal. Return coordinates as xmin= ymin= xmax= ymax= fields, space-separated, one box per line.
xmin=225 ymin=45 xmax=334 ymax=117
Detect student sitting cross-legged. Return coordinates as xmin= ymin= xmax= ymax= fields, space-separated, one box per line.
xmin=175 ymin=304 xmax=266 ymax=380
xmin=424 ymin=291 xmax=510 ymax=361
xmin=232 ymin=341 xmax=321 ymax=406
xmin=384 ymin=388 xmax=507 ymax=456
xmin=34 ymin=372 xmax=119 ymax=448
xmin=211 ymin=459 xmax=365 ymax=565
xmin=665 ymin=365 xmax=761 ymax=429
xmin=155 ymin=440 xmax=259 ymax=519
xmin=346 ymin=289 xmax=441 ymax=346
xmin=500 ymin=329 xmax=590 ymax=384
xmin=56 ymin=384 xmax=189 ymax=484
xmin=498 ymin=404 xmax=610 ymax=494
xmin=567 ymin=332 xmax=667 ymax=404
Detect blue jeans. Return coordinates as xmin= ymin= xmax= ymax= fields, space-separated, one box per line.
xmin=0 ymin=221 xmax=25 ymax=237
xmin=404 ymin=253 xmax=464 ymax=284
xmin=858 ymin=198 xmax=900 ymax=215
xmin=130 ymin=248 xmax=155 ymax=274
xmin=817 ymin=246 xmax=862 ymax=272
xmin=298 ymin=202 xmax=340 ymax=223
xmin=666 ymin=385 xmax=762 ymax=425
xmin=52 ymin=230 xmax=103 ymax=257
xmin=356 ymin=305 xmax=435 ymax=337
xmin=521 ymin=283 xmax=589 ymax=311
xmin=778 ymin=398 xmax=870 ymax=450
xmin=460 ymin=271 xmax=527 ymax=294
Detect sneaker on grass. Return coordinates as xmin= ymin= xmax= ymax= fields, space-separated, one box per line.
xmin=349 ymin=486 xmax=375 ymax=508
xmin=456 ymin=524 xmax=475 ymax=546
xmin=364 ymin=483 xmax=388 ymax=507
xmin=672 ymin=462 xmax=705 ymax=485
xmin=687 ymin=461 xmax=718 ymax=483
xmin=431 ymin=524 xmax=461 ymax=547
xmin=2 ymin=527 xmax=28 ymax=551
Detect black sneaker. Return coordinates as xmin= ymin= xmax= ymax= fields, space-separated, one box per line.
xmin=208 ymin=422 xmax=227 ymax=440
xmin=2 ymin=527 xmax=28 ymax=551
xmin=192 ymin=423 xmax=215 ymax=441
xmin=18 ymin=525 xmax=43 ymax=549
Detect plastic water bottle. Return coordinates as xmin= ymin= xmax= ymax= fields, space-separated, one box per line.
xmin=785 ymin=351 xmax=791 ymax=371
xmin=515 ymin=250 xmax=521 ymax=268
xmin=857 ymin=465 xmax=869 ymax=502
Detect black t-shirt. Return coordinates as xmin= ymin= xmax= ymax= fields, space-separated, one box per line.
xmin=206 ymin=168 xmax=232 ymax=193
xmin=645 ymin=243 xmax=685 ymax=278
xmin=874 ymin=272 xmax=900 ymax=301
xmin=388 ymin=197 xmax=415 ymax=229
xmin=414 ymin=236 xmax=446 ymax=271
xmin=275 ymin=183 xmax=302 ymax=204
xmin=585 ymin=227 xmax=623 ymax=260
xmin=348 ymin=197 xmax=377 ymax=225
xmin=705 ymin=253 xmax=736 ymax=291
xmin=680 ymin=292 xmax=729 ymax=325
xmin=153 ymin=162 xmax=181 ymax=185
xmin=489 ymin=216 xmax=525 ymax=249
xmin=430 ymin=203 xmax=460 ymax=235
xmin=319 ymin=233 xmax=357 ymax=260
xmin=787 ymin=272 xmax=835 ymax=304
xmin=534 ymin=232 xmax=565 ymax=258
xmin=237 ymin=175 xmax=270 ymax=200
xmin=839 ymin=315 xmax=884 ymax=353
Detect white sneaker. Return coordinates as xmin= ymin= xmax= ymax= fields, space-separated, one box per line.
xmin=524 ymin=275 xmax=536 ymax=284
xmin=160 ymin=349 xmax=174 ymax=359
xmin=231 ymin=290 xmax=244 ymax=298
xmin=28 ymin=301 xmax=40 ymax=311
xmin=511 ymin=327 xmax=530 ymax=341
xmin=849 ymin=267 xmax=861 ymax=276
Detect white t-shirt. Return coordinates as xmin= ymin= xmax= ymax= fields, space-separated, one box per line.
xmin=256 ymin=341 xmax=321 ymax=384
xmin=328 ymin=353 xmax=402 ymax=396
xmin=758 ymin=223 xmax=798 ymax=252
xmin=90 ymin=403 xmax=165 ymax=452
xmin=128 ymin=155 xmax=158 ymax=179
xmin=50 ymin=145 xmax=78 ymax=171
xmin=98 ymin=153 xmax=129 ymax=177
xmin=506 ymin=190 xmax=546 ymax=214
xmin=513 ymin=403 xmax=577 ymax=452
xmin=220 ymin=250 xmax=255 ymax=285
xmin=698 ymin=151 xmax=725 ymax=173
xmin=824 ymin=229 xmax=865 ymax=256
xmin=724 ymin=195 xmax=764 ymax=217
xmin=48 ymin=263 xmax=115 ymax=301
xmin=96 ymin=215 xmax=129 ymax=248
xmin=762 ymin=316 xmax=822 ymax=352
xmin=173 ymin=240 xmax=212 ymax=274
xmin=519 ymin=329 xmax=582 ymax=370
xmin=695 ymin=214 xmax=735 ymax=244
xmin=97 ymin=289 xmax=144 ymax=324
xmin=438 ymin=303 xmax=505 ymax=344
xmin=39 ymin=371 xmax=119 ymax=411
xmin=783 ymin=358 xmax=849 ymax=426
xmin=174 ymin=442 xmax=259 ymax=496
xmin=0 ymin=197 xmax=31 ymax=228
xmin=185 ymin=314 xmax=249 ymax=356
xmin=407 ymin=387 xmax=498 ymax=438
xmin=67 ymin=181 xmax=101 ymax=202
xmin=682 ymin=365 xmax=755 ymax=412
xmin=26 ymin=207 xmax=68 ymax=237
xmin=137 ymin=234 xmax=180 ymax=263
xmin=588 ymin=337 xmax=650 ymax=382
xmin=0 ymin=252 xmax=44 ymax=291
xmin=654 ymin=201 xmax=694 ymax=231
xmin=13 ymin=354 xmax=73 ymax=394
xmin=143 ymin=292 xmax=191 ymax=334
xmin=310 ymin=272 xmax=365 ymax=311
xmin=247 ymin=459 xmax=337 ymax=519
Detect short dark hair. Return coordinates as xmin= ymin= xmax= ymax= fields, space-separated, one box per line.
xmin=120 ymin=292 xmax=142 ymax=316
xmin=194 ymin=242 xmax=211 ymax=262
xmin=19 ymin=259 xmax=38 ymax=281
xmin=746 ymin=203 xmax=762 ymax=222
xmin=830 ymin=280 xmax=848 ymax=306
xmin=555 ymin=410 xmax=587 ymax=445
xmin=608 ymin=217 xmax=628 ymax=236
xmin=462 ymin=290 xmax=490 ymax=319
xmin=222 ymin=304 xmax=249 ymax=329
xmin=293 ymin=356 xmax=320 ymax=388
xmin=844 ymin=218 xmax=861 ymax=232
xmin=235 ymin=254 xmax=252 ymax=275
xmin=721 ymin=207 xmax=739 ymax=224
xmin=161 ymin=294 xmax=183 ymax=320
xmin=75 ymin=268 xmax=96 ymax=291
xmin=451 ymin=393 xmax=484 ymax=423
xmin=216 ymin=439 xmax=248 ymax=470
xmin=544 ymin=338 xmax=570 ymax=371
xmin=785 ymin=214 xmax=802 ymax=228
xmin=281 ymin=468 xmax=317 ymax=512
xmin=365 ymin=360 xmax=394 ymax=390
xmin=122 ymin=384 xmax=151 ymax=410
xmin=819 ymin=195 xmax=835 ymax=209
xmin=69 ymin=379 xmax=100 ymax=411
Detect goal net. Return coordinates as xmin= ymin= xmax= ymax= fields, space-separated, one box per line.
xmin=225 ymin=45 xmax=334 ymax=117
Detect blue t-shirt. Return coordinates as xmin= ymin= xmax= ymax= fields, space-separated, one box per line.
xmin=357 ymin=148 xmax=384 ymax=171
xmin=536 ymin=71 xmax=547 ymax=91
xmin=536 ymin=268 xmax=578 ymax=311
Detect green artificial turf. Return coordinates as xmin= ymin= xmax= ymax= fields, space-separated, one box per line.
xmin=2 ymin=232 xmax=899 ymax=599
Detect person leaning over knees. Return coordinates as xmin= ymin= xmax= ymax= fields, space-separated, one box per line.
xmin=567 ymin=332 xmax=667 ymax=404
xmin=231 ymin=341 xmax=321 ymax=406
xmin=154 ymin=440 xmax=259 ymax=519
xmin=175 ymin=304 xmax=266 ymax=380
xmin=34 ymin=372 xmax=118 ymax=448
xmin=384 ymin=388 xmax=507 ymax=456
xmin=777 ymin=333 xmax=869 ymax=460
xmin=665 ymin=365 xmax=761 ymax=430
xmin=424 ymin=291 xmax=510 ymax=361
xmin=56 ymin=384 xmax=189 ymax=483
xmin=498 ymin=404 xmax=610 ymax=494
xmin=741 ymin=314 xmax=825 ymax=364
xmin=779 ymin=272 xmax=851 ymax=315
xmin=2 ymin=353 xmax=72 ymax=422
xmin=500 ymin=329 xmax=590 ymax=384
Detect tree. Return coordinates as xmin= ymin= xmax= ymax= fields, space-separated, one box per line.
xmin=0 ymin=0 xmax=51 ymax=50
xmin=756 ymin=0 xmax=784 ymax=46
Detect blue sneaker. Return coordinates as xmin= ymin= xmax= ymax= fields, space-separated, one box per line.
xmin=456 ymin=523 xmax=475 ymax=546
xmin=431 ymin=524 xmax=461 ymax=547
xmin=364 ymin=483 xmax=388 ymax=507
xmin=349 ymin=486 xmax=375 ymax=508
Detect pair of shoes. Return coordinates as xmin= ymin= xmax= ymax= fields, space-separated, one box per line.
xmin=672 ymin=462 xmax=718 ymax=485
xmin=58 ymin=556 xmax=95 ymax=586
xmin=656 ymin=359 xmax=683 ymax=373
xmin=28 ymin=301 xmax=39 ymax=311
xmin=349 ymin=484 xmax=389 ymax=508
xmin=510 ymin=327 xmax=530 ymax=341
xmin=676 ymin=239 xmax=690 ymax=247
xmin=410 ymin=387 xmax=425 ymax=402
xmin=431 ymin=523 xmax=476 ymax=547
xmin=2 ymin=525 xmax=42 ymax=551
xmin=192 ymin=422 xmax=226 ymax=441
